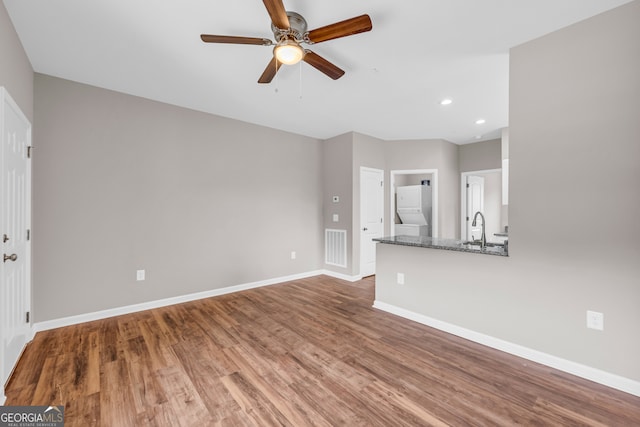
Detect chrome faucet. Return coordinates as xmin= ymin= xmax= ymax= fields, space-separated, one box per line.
xmin=472 ymin=211 xmax=486 ymax=249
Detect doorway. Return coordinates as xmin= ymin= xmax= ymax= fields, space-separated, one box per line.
xmin=1 ymin=88 xmax=32 ymax=398
xmin=461 ymin=169 xmax=505 ymax=243
xmin=360 ymin=167 xmax=384 ymax=277
xmin=390 ymin=169 xmax=438 ymax=238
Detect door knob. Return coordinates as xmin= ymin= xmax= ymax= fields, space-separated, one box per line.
xmin=3 ymin=253 xmax=17 ymax=262
xmin=3 ymin=234 xmax=8 ymax=243
xmin=363 ymin=227 xmax=368 ymax=231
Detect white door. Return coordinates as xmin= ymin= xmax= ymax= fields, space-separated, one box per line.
xmin=466 ymin=175 xmax=484 ymax=241
xmin=1 ymin=88 xmax=32 ymax=391
xmin=360 ymin=167 xmax=384 ymax=277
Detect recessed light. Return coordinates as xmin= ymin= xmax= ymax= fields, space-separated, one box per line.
xmin=475 ymin=119 xmax=486 ymax=125
xmin=440 ymin=98 xmax=453 ymax=106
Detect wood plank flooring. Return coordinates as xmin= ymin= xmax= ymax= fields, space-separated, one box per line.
xmin=5 ymin=275 xmax=640 ymax=426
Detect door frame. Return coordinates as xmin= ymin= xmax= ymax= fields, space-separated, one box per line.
xmin=460 ymin=169 xmax=501 ymax=240
xmin=390 ymin=169 xmax=438 ymax=238
xmin=359 ymin=167 xmax=384 ymax=277
xmin=1 ymin=87 xmax=33 ymax=402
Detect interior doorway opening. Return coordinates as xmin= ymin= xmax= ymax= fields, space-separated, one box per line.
xmin=359 ymin=167 xmax=384 ymax=278
xmin=390 ymin=169 xmax=438 ymax=238
xmin=460 ymin=169 xmax=507 ymax=243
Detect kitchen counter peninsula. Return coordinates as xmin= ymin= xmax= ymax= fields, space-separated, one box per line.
xmin=373 ymin=235 xmax=508 ymax=257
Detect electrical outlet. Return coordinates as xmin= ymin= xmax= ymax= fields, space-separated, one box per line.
xmin=397 ymin=273 xmax=405 ymax=285
xmin=291 ymin=251 xmax=296 ymax=260
xmin=136 ymin=269 xmax=145 ymax=281
xmin=586 ymin=310 xmax=604 ymax=331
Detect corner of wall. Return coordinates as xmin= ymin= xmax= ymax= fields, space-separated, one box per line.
xmin=0 ymin=1 xmax=34 ymax=121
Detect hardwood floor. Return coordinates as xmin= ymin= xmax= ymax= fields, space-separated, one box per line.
xmin=5 ymin=275 xmax=640 ymax=426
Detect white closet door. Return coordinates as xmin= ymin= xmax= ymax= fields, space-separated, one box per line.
xmin=1 ymin=87 xmax=32 ymax=393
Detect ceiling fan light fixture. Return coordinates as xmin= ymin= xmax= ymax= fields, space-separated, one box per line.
xmin=274 ymin=40 xmax=304 ymax=65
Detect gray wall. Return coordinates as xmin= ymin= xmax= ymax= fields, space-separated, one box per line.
xmin=394 ymin=174 xmax=433 ymax=188
xmin=375 ymin=0 xmax=640 ymax=383
xmin=322 ymin=133 xmax=355 ymax=275
xmin=0 ymin=1 xmax=33 ymax=121
xmin=439 ymin=140 xmax=460 ymax=239
xmin=459 ymin=138 xmax=501 ymax=173
xmin=385 ymin=139 xmax=460 ymax=239
xmin=33 ymin=74 xmax=323 ymax=321
xmin=509 ymin=0 xmax=640 ymax=379
xmin=482 ymin=171 xmax=502 ymax=241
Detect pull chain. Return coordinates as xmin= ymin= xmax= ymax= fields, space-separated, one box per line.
xmin=275 ymin=58 xmax=279 ymax=93
xmin=299 ymin=61 xmax=303 ymax=99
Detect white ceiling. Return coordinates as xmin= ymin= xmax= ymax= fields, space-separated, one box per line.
xmin=4 ymin=0 xmax=633 ymax=144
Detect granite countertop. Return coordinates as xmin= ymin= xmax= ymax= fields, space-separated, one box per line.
xmin=373 ymin=235 xmax=509 ymax=257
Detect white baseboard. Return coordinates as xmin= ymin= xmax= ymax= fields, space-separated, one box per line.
xmin=321 ymin=269 xmax=362 ymax=282
xmin=373 ymin=300 xmax=640 ymax=398
xmin=34 ymin=270 xmax=324 ymax=333
xmin=33 ymin=270 xmax=364 ymax=333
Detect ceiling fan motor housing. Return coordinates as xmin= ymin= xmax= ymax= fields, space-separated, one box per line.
xmin=271 ymin=11 xmax=308 ymax=43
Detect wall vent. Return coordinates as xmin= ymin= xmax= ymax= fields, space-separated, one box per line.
xmin=325 ymin=229 xmax=347 ymax=268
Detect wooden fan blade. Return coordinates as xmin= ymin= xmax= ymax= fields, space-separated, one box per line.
xmin=262 ymin=0 xmax=290 ymax=29
xmin=306 ymin=14 xmax=372 ymax=44
xmin=303 ymin=50 xmax=345 ymax=80
xmin=200 ymin=35 xmax=273 ymax=46
xmin=258 ymin=57 xmax=283 ymax=84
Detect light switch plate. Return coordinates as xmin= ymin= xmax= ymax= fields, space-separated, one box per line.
xmin=332 ymin=214 xmax=339 ymax=222
xmin=136 ymin=269 xmax=145 ymax=281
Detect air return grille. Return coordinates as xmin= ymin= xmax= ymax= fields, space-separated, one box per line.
xmin=325 ymin=229 xmax=347 ymax=267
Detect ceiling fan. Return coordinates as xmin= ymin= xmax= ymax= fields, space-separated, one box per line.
xmin=200 ymin=0 xmax=372 ymax=83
